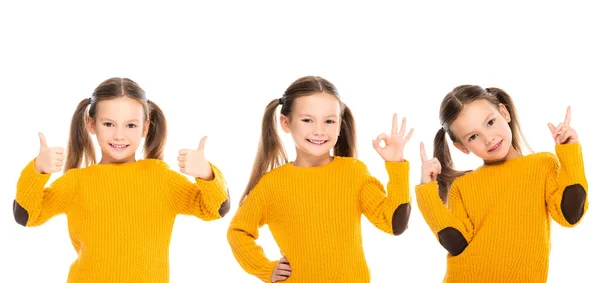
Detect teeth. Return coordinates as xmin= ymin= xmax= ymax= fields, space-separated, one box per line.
xmin=308 ymin=139 xmax=326 ymax=145
xmin=111 ymin=144 xmax=127 ymax=149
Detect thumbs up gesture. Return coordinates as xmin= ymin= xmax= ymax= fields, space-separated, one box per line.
xmin=177 ymin=136 xmax=214 ymax=180
xmin=34 ymin=133 xmax=65 ymax=174
xmin=420 ymin=142 xmax=441 ymax=185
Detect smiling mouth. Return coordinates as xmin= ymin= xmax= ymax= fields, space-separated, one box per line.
xmin=110 ymin=143 xmax=129 ymax=149
xmin=307 ymin=139 xmax=327 ymax=145
xmin=488 ymin=140 xmax=503 ymax=152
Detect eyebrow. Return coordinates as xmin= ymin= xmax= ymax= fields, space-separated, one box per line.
xmin=461 ymin=113 xmax=494 ymax=140
xmin=99 ymin=117 xmax=142 ymax=123
xmin=299 ymin=114 xmax=339 ymax=118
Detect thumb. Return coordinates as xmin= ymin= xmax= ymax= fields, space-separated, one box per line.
xmin=197 ymin=136 xmax=208 ymax=151
xmin=38 ymin=132 xmax=48 ymax=149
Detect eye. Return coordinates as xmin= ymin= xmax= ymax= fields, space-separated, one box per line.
xmin=102 ymin=122 xmax=114 ymax=127
xmin=468 ymin=134 xmax=478 ymax=141
xmin=301 ymin=119 xmax=312 ymax=123
xmin=126 ymin=123 xmax=137 ymax=128
xmin=325 ymin=119 xmax=336 ymax=124
xmin=487 ymin=119 xmax=495 ymax=126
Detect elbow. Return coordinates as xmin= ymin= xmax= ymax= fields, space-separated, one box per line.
xmin=218 ymin=196 xmax=231 ymax=218
xmin=561 ymin=184 xmax=587 ymax=225
xmin=392 ymin=203 xmax=411 ymax=236
xmin=13 ymin=199 xmax=29 ymax=227
xmin=438 ymin=227 xmax=468 ymax=256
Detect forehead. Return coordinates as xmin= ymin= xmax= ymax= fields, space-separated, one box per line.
xmin=96 ymin=96 xmax=145 ymax=118
xmin=293 ymin=92 xmax=340 ymax=114
xmin=450 ymin=99 xmax=498 ymax=135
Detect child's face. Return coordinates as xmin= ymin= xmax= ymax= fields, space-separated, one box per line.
xmin=450 ymin=99 xmax=514 ymax=163
xmin=281 ymin=92 xmax=342 ymax=161
xmin=88 ymin=96 xmax=149 ymax=164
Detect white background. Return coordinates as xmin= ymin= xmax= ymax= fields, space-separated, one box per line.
xmin=1 ymin=1 xmax=598 ymax=282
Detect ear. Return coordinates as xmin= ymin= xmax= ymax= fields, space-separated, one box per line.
xmin=86 ymin=115 xmax=96 ymax=135
xmin=453 ymin=142 xmax=470 ymax=154
xmin=498 ymin=103 xmax=511 ymax=123
xmin=142 ymin=119 xmax=150 ymax=137
xmin=280 ymin=114 xmax=291 ymax=133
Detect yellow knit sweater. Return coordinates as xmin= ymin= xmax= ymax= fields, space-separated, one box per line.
xmin=227 ymin=157 xmax=411 ymax=282
xmin=14 ymin=158 xmax=230 ymax=283
xmin=416 ymin=143 xmax=588 ymax=283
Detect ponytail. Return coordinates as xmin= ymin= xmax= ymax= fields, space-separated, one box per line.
xmin=144 ymin=100 xmax=167 ymax=160
xmin=240 ymin=99 xmax=288 ymax=205
xmin=433 ymin=128 xmax=470 ymax=204
xmin=65 ymin=98 xmax=95 ymax=172
xmin=333 ymin=103 xmax=357 ymax=158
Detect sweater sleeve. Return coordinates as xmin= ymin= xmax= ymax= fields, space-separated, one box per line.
xmin=415 ymin=181 xmax=474 ymax=256
xmin=545 ymin=142 xmax=588 ymax=227
xmin=360 ymin=161 xmax=411 ymax=235
xmin=14 ymin=159 xmax=78 ymax=227
xmin=227 ymin=183 xmax=278 ymax=282
xmin=168 ymin=162 xmax=230 ymax=220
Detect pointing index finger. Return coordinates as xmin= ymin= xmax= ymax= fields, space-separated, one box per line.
xmin=420 ymin=142 xmax=428 ymax=163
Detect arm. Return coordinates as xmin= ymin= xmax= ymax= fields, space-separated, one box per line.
xmin=227 ymin=187 xmax=278 ymax=282
xmin=415 ymin=181 xmax=474 ymax=256
xmin=168 ymin=162 xmax=230 ymax=220
xmin=14 ymin=159 xmax=77 ymax=227
xmin=360 ymin=161 xmax=411 ymax=235
xmin=545 ymin=143 xmax=588 ymax=227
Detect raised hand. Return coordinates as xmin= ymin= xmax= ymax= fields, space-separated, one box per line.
xmin=420 ymin=142 xmax=442 ymax=185
xmin=547 ymin=106 xmax=578 ymax=145
xmin=271 ymin=256 xmax=291 ymax=283
xmin=372 ymin=113 xmax=414 ymax=162
xmin=34 ymin=133 xmax=65 ymax=174
xmin=177 ymin=136 xmax=214 ymax=180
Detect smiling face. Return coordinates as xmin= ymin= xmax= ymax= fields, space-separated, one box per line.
xmin=450 ymin=99 xmax=519 ymax=164
xmin=280 ymin=91 xmax=342 ymax=166
xmin=88 ymin=96 xmax=149 ymax=164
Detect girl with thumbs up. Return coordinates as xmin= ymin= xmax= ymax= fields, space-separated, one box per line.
xmin=13 ymin=77 xmax=230 ymax=283
xmin=415 ymin=85 xmax=588 ymax=283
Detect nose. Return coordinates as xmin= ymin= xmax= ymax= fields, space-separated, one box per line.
xmin=483 ymin=133 xmax=495 ymax=146
xmin=114 ymin=126 xmax=125 ymax=140
xmin=313 ymin=123 xmax=325 ymax=136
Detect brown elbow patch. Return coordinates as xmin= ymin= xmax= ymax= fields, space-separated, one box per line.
xmin=561 ymin=184 xmax=586 ymax=225
xmin=392 ymin=203 xmax=410 ymax=235
xmin=218 ymin=189 xmax=231 ymax=217
xmin=13 ymin=200 xmax=29 ymax=226
xmin=438 ymin=227 xmax=468 ymax=256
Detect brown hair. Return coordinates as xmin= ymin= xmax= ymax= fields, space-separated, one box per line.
xmin=239 ymin=76 xmax=357 ymax=204
xmin=65 ymin=77 xmax=167 ymax=172
xmin=434 ymin=85 xmax=531 ymax=203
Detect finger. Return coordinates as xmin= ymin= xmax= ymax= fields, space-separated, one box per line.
xmin=560 ymin=128 xmax=574 ymax=144
xmin=177 ymin=155 xmax=187 ymax=162
xmin=179 ymin=161 xmax=185 ymax=168
xmin=55 ymin=161 xmax=64 ymax=167
xmin=273 ymin=275 xmax=289 ymax=282
xmin=277 ymin=263 xmax=292 ymax=272
xmin=564 ymin=105 xmax=571 ymax=126
xmin=391 ymin=113 xmax=398 ymax=133
xmin=547 ymin=123 xmax=557 ymax=137
xmin=276 ymin=269 xmax=292 ymax=276
xmin=197 ymin=136 xmax=208 ymax=151
xmin=178 ymin=149 xmax=189 ymax=155
xmin=53 ymin=147 xmax=65 ymax=154
xmin=398 ymin=117 xmax=407 ymax=137
xmin=279 ymin=257 xmax=289 ymax=264
xmin=372 ymin=139 xmax=383 ymax=153
xmin=553 ymin=123 xmax=564 ymax=137
xmin=38 ymin=132 xmax=48 ymax=149
xmin=403 ymin=128 xmax=414 ymax=141
xmin=376 ymin=133 xmax=388 ymax=142
xmin=420 ymin=142 xmax=428 ymax=163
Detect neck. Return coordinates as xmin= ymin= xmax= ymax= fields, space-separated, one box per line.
xmin=292 ymin=152 xmax=334 ymax=168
